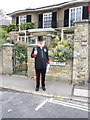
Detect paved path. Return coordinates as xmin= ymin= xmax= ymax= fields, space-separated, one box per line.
xmin=0 ymin=75 xmax=88 ymax=103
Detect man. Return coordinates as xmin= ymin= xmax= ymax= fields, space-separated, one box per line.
xmin=31 ymin=36 xmax=50 ymax=91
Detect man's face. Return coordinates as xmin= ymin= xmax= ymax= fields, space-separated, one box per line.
xmin=38 ymin=41 xmax=43 ymax=45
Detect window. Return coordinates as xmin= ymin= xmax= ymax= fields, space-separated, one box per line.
xmin=69 ymin=6 xmax=82 ymax=27
xmin=19 ymin=15 xmax=26 ymax=25
xmin=43 ymin=12 xmax=52 ymax=28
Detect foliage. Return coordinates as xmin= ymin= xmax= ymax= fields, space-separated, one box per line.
xmin=20 ymin=22 xmax=35 ymax=30
xmin=49 ymin=35 xmax=74 ymax=62
xmin=0 ymin=27 xmax=6 ymax=50
xmin=0 ymin=27 xmax=7 ymax=39
xmin=15 ymin=41 xmax=27 ymax=71
xmin=4 ymin=24 xmax=19 ymax=33
xmin=5 ymin=32 xmax=18 ymax=44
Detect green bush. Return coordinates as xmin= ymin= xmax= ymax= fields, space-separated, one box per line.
xmin=20 ymin=22 xmax=35 ymax=30
xmin=0 ymin=27 xmax=6 ymax=50
xmin=4 ymin=24 xmax=19 ymax=33
xmin=15 ymin=42 xmax=27 ymax=63
xmin=15 ymin=41 xmax=27 ymax=71
xmin=49 ymin=35 xmax=74 ymax=62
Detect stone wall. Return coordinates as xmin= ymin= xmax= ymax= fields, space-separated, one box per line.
xmin=27 ymin=46 xmax=73 ymax=81
xmin=27 ymin=45 xmax=36 ymax=78
xmin=2 ymin=43 xmax=14 ymax=75
xmin=88 ymin=21 xmax=90 ymax=81
xmin=73 ymin=20 xmax=90 ymax=82
xmin=46 ymin=60 xmax=73 ymax=82
xmin=0 ymin=51 xmax=2 ymax=74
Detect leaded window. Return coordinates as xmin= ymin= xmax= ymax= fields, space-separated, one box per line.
xmin=19 ymin=15 xmax=26 ymax=24
xmin=69 ymin=6 xmax=82 ymax=27
xmin=43 ymin=12 xmax=52 ymax=28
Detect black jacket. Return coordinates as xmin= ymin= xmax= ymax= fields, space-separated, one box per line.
xmin=31 ymin=46 xmax=49 ymax=69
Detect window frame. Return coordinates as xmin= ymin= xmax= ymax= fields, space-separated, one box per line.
xmin=19 ymin=15 xmax=27 ymax=25
xmin=43 ymin=12 xmax=52 ymax=28
xmin=69 ymin=6 xmax=82 ymax=27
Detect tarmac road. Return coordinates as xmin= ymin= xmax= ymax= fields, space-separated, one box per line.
xmin=1 ymin=89 xmax=88 ymax=119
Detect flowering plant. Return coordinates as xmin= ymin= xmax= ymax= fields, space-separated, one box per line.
xmin=49 ymin=35 xmax=74 ymax=62
xmin=5 ymin=32 xmax=18 ymax=44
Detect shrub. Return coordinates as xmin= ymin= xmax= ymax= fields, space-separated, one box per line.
xmin=49 ymin=35 xmax=74 ymax=62
xmin=14 ymin=41 xmax=28 ymax=71
xmin=20 ymin=22 xmax=35 ymax=30
xmin=4 ymin=24 xmax=19 ymax=33
xmin=0 ymin=27 xmax=6 ymax=50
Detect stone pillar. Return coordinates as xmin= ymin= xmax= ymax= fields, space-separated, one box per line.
xmin=73 ymin=20 xmax=90 ymax=82
xmin=2 ymin=43 xmax=15 ymax=75
xmin=27 ymin=44 xmax=35 ymax=79
xmin=88 ymin=20 xmax=90 ymax=82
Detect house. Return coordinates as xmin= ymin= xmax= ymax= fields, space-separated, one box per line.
xmin=7 ymin=0 xmax=89 ymax=44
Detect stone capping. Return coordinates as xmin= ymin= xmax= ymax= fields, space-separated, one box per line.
xmin=74 ymin=20 xmax=90 ymax=24
xmin=2 ymin=43 xmax=15 ymax=47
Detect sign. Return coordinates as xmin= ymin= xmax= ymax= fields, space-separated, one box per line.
xmin=50 ymin=62 xmax=66 ymax=66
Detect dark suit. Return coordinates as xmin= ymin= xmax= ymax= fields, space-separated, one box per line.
xmin=31 ymin=45 xmax=50 ymax=89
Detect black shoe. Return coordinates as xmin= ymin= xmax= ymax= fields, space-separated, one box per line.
xmin=42 ymin=87 xmax=46 ymax=91
xmin=35 ymin=88 xmax=39 ymax=91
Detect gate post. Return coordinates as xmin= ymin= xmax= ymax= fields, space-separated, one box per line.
xmin=27 ymin=44 xmax=35 ymax=79
xmin=73 ymin=20 xmax=90 ymax=83
xmin=2 ymin=43 xmax=15 ymax=75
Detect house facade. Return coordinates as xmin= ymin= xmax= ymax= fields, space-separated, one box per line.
xmin=7 ymin=0 xmax=89 ymax=44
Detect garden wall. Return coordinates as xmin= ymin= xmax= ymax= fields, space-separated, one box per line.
xmin=27 ymin=45 xmax=73 ymax=82
xmin=46 ymin=60 xmax=73 ymax=82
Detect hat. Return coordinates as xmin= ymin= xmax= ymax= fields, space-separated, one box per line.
xmin=38 ymin=36 xmax=44 ymax=41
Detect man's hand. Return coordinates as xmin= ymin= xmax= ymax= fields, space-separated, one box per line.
xmin=31 ymin=54 xmax=37 ymax=58
xmin=47 ymin=60 xmax=50 ymax=64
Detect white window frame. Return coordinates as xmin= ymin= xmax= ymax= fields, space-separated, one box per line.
xmin=19 ymin=15 xmax=26 ymax=31
xmin=19 ymin=15 xmax=26 ymax=25
xmin=69 ymin=6 xmax=82 ymax=27
xmin=43 ymin=12 xmax=52 ymax=28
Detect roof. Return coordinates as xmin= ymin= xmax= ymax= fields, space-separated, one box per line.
xmin=7 ymin=0 xmax=89 ymax=16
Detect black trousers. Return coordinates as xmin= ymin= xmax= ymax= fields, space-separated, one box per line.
xmin=35 ymin=69 xmax=46 ymax=88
